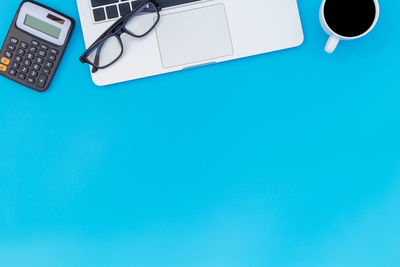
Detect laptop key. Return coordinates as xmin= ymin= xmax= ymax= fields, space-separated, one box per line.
xmin=106 ymin=5 xmax=119 ymax=19
xmin=131 ymin=1 xmax=142 ymax=9
xmin=156 ymin=0 xmax=202 ymax=9
xmin=93 ymin=8 xmax=106 ymax=22
xmin=118 ymin=3 xmax=131 ymax=17
xmin=91 ymin=0 xmax=118 ymax=8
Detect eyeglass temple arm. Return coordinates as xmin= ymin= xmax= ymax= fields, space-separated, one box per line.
xmin=91 ymin=42 xmax=105 ymax=73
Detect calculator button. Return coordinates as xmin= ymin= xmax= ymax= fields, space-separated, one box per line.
xmin=17 ymin=73 xmax=26 ymax=80
xmin=40 ymin=44 xmax=49 ymax=51
xmin=27 ymin=77 xmax=36 ymax=84
xmin=42 ymin=68 xmax=51 ymax=75
xmin=38 ymin=50 xmax=47 ymax=57
xmin=0 ymin=64 xmax=7 ymax=72
xmin=49 ymin=55 xmax=56 ymax=61
xmin=10 ymin=37 xmax=18 ymax=44
xmin=21 ymin=66 xmax=29 ymax=73
xmin=23 ymin=60 xmax=32 ymax=67
xmin=27 ymin=53 xmax=34 ymax=60
xmin=7 ymin=44 xmax=16 ymax=51
xmin=17 ymin=49 xmax=25 ymax=56
xmin=29 ymin=70 xmax=38 ymax=77
xmin=35 ymin=57 xmax=44 ymax=64
xmin=33 ymin=64 xmax=41 ymax=70
xmin=8 ymin=69 xmax=17 ymax=76
xmin=44 ymin=61 xmax=53 ymax=68
xmin=19 ymin=42 xmax=28 ymax=49
xmin=37 ymin=75 xmax=47 ymax=88
xmin=14 ymin=55 xmax=22 ymax=62
xmin=29 ymin=46 xmax=37 ymax=53
xmin=5 ymin=51 xmax=13 ymax=58
xmin=50 ymin=48 xmax=58 ymax=55
xmin=1 ymin=57 xmax=10 ymax=65
xmin=10 ymin=62 xmax=19 ymax=69
xmin=31 ymin=40 xmax=39 ymax=46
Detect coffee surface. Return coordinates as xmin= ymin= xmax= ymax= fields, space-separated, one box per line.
xmin=324 ymin=0 xmax=376 ymax=37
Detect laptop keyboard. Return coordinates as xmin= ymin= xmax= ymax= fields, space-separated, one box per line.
xmin=91 ymin=0 xmax=203 ymax=23
xmin=91 ymin=0 xmax=140 ymax=22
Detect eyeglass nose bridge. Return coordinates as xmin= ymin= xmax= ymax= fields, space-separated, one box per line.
xmin=110 ymin=23 xmax=128 ymax=37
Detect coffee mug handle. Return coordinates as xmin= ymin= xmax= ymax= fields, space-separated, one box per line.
xmin=325 ymin=35 xmax=340 ymax=53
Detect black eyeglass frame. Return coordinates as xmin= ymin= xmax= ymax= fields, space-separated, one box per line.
xmin=79 ymin=0 xmax=161 ymax=73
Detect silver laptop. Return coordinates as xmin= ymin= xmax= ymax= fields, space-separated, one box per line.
xmin=76 ymin=0 xmax=304 ymax=86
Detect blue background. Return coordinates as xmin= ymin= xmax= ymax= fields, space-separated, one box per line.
xmin=1 ymin=0 xmax=399 ymax=266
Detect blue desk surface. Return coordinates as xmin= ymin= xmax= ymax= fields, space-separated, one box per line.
xmin=1 ymin=0 xmax=399 ymax=266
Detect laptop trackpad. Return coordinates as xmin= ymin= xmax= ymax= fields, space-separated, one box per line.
xmin=156 ymin=4 xmax=233 ymax=69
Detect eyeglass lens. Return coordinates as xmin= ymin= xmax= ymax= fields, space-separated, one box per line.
xmin=85 ymin=2 xmax=159 ymax=68
xmin=125 ymin=3 xmax=159 ymax=36
xmin=87 ymin=35 xmax=122 ymax=68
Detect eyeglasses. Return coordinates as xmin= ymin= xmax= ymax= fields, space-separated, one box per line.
xmin=79 ymin=0 xmax=160 ymax=73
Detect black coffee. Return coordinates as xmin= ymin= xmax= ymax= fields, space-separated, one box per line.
xmin=324 ymin=0 xmax=376 ymax=37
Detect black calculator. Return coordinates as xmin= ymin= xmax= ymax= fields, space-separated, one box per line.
xmin=0 ymin=0 xmax=74 ymax=92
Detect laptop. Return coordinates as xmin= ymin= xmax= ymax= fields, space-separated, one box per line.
xmin=76 ymin=0 xmax=304 ymax=86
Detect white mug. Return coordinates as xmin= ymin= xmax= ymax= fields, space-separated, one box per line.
xmin=320 ymin=0 xmax=380 ymax=53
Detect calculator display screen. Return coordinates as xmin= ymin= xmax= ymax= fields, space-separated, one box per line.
xmin=24 ymin=14 xmax=61 ymax=39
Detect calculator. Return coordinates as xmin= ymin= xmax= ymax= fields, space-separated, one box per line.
xmin=0 ymin=0 xmax=74 ymax=92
